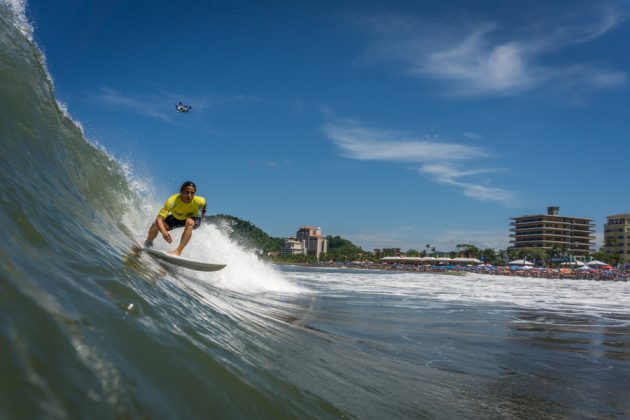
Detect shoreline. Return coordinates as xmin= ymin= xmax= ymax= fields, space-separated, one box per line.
xmin=275 ymin=262 xmax=629 ymax=281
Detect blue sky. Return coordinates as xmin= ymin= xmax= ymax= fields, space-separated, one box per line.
xmin=26 ymin=0 xmax=630 ymax=251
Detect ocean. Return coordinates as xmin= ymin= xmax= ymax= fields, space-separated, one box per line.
xmin=1 ymin=3 xmax=630 ymax=418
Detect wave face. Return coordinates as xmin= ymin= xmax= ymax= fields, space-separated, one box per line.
xmin=0 ymin=4 xmax=314 ymax=418
xmin=3 ymin=3 xmax=630 ymax=419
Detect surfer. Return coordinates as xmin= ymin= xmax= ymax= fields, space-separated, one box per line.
xmin=144 ymin=181 xmax=206 ymax=256
xmin=175 ymin=102 xmax=191 ymax=113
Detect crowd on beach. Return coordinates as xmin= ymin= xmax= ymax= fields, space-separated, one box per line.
xmin=322 ymin=261 xmax=630 ymax=281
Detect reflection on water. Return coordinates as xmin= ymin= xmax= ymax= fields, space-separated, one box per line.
xmin=277 ymin=267 xmax=630 ymax=418
xmin=511 ymin=311 xmax=630 ymax=360
xmin=484 ymin=311 xmax=630 ymax=417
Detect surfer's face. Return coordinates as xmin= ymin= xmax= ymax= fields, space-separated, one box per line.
xmin=180 ymin=186 xmax=196 ymax=203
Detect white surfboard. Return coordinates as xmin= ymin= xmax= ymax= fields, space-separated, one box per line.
xmin=144 ymin=248 xmax=226 ymax=272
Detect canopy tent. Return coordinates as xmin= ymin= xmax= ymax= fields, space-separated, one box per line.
xmin=508 ymin=259 xmax=534 ymax=266
xmin=585 ymin=260 xmax=607 ymax=267
xmin=560 ymin=260 xmax=585 ymax=267
xmin=576 ymin=265 xmax=593 ymax=271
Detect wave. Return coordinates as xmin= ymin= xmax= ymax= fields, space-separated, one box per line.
xmin=5 ymin=4 xmax=629 ymax=419
xmin=0 ymin=4 xmax=315 ymax=418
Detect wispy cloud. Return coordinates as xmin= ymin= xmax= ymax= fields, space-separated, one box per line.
xmin=92 ymin=87 xmax=260 ymax=122
xmin=93 ymin=87 xmax=174 ymax=122
xmin=463 ymin=132 xmax=482 ymax=140
xmin=323 ymin=119 xmax=515 ymax=205
xmin=418 ymin=163 xmax=512 ymax=203
xmin=248 ymin=159 xmax=291 ymax=169
xmin=323 ymin=119 xmax=487 ymax=161
xmin=357 ymin=3 xmax=627 ymax=99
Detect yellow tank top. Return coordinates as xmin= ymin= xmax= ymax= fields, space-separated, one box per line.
xmin=158 ymin=194 xmax=206 ymax=220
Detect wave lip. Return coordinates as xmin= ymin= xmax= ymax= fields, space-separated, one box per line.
xmin=1 ymin=0 xmax=33 ymax=41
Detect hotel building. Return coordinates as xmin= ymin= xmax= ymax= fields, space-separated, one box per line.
xmin=281 ymin=238 xmax=306 ymax=256
xmin=297 ymin=226 xmax=328 ymax=260
xmin=509 ymin=207 xmax=595 ymax=257
xmin=603 ymin=214 xmax=630 ymax=266
xmin=282 ymin=226 xmax=329 ymax=260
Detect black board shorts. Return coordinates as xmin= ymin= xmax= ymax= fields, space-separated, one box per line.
xmin=164 ymin=215 xmax=201 ymax=230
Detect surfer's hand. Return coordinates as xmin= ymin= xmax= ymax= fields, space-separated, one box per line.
xmin=162 ymin=232 xmax=172 ymax=243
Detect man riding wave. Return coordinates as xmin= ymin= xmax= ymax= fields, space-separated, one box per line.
xmin=144 ymin=181 xmax=206 ymax=256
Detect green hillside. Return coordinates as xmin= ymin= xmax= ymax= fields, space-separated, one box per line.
xmin=322 ymin=235 xmax=366 ymax=261
xmin=204 ymin=214 xmax=284 ymax=254
xmin=203 ymin=215 xmax=365 ymax=261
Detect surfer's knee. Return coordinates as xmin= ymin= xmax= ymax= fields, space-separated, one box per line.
xmin=184 ymin=218 xmax=195 ymax=229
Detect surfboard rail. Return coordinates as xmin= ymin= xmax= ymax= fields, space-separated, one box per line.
xmin=144 ymin=248 xmax=226 ymax=272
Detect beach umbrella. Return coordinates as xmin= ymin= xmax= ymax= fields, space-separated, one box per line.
xmin=576 ymin=265 xmax=593 ymax=271
xmin=508 ymin=259 xmax=534 ymax=266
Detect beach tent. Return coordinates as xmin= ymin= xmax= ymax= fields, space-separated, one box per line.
xmin=576 ymin=265 xmax=593 ymax=271
xmin=561 ymin=260 xmax=585 ymax=267
xmin=585 ymin=260 xmax=607 ymax=267
xmin=508 ymin=259 xmax=534 ymax=266
xmin=451 ymin=257 xmax=482 ymax=264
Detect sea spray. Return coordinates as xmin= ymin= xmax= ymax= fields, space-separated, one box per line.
xmin=141 ymin=221 xmax=302 ymax=294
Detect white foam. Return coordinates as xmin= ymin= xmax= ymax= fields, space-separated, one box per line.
xmin=175 ymin=224 xmax=302 ymax=294
xmin=287 ymin=268 xmax=630 ymax=320
xmin=2 ymin=0 xmax=33 ymax=41
xmin=122 ymin=194 xmax=300 ymax=295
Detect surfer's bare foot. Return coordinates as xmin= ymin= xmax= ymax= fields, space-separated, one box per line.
xmin=168 ymin=249 xmax=182 ymax=256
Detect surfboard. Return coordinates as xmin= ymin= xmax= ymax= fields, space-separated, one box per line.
xmin=144 ymin=248 xmax=226 ymax=272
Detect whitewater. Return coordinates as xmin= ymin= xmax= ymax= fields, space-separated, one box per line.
xmin=1 ymin=2 xmax=630 ymax=418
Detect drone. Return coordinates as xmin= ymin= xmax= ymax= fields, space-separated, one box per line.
xmin=175 ymin=102 xmax=192 ymax=113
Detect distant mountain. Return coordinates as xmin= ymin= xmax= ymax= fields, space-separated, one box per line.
xmin=204 ymin=214 xmax=284 ymax=254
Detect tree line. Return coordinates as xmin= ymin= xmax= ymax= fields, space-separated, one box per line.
xmin=203 ymin=215 xmax=623 ymax=266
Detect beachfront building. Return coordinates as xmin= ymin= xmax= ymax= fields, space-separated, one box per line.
xmin=296 ymin=226 xmax=328 ymax=260
xmin=509 ymin=206 xmax=595 ymax=258
xmin=281 ymin=238 xmax=306 ymax=256
xmin=603 ymin=213 xmax=630 ymax=266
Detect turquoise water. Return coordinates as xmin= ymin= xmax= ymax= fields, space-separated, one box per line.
xmin=2 ymin=3 xmax=630 ymax=418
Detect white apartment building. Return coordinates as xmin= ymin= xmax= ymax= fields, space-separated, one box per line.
xmin=281 ymin=238 xmax=306 ymax=256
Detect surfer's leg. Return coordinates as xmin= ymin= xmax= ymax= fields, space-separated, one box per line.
xmin=145 ymin=220 xmax=171 ymax=247
xmin=170 ymin=218 xmax=195 ymax=256
xmin=144 ymin=222 xmax=160 ymax=247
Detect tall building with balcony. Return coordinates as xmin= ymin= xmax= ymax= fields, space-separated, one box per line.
xmin=281 ymin=238 xmax=306 ymax=256
xmin=509 ymin=206 xmax=595 ymax=257
xmin=296 ymin=226 xmax=328 ymax=260
xmin=603 ymin=213 xmax=630 ymax=266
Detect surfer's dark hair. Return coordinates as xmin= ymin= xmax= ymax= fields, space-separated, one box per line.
xmin=180 ymin=181 xmax=196 ymax=193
